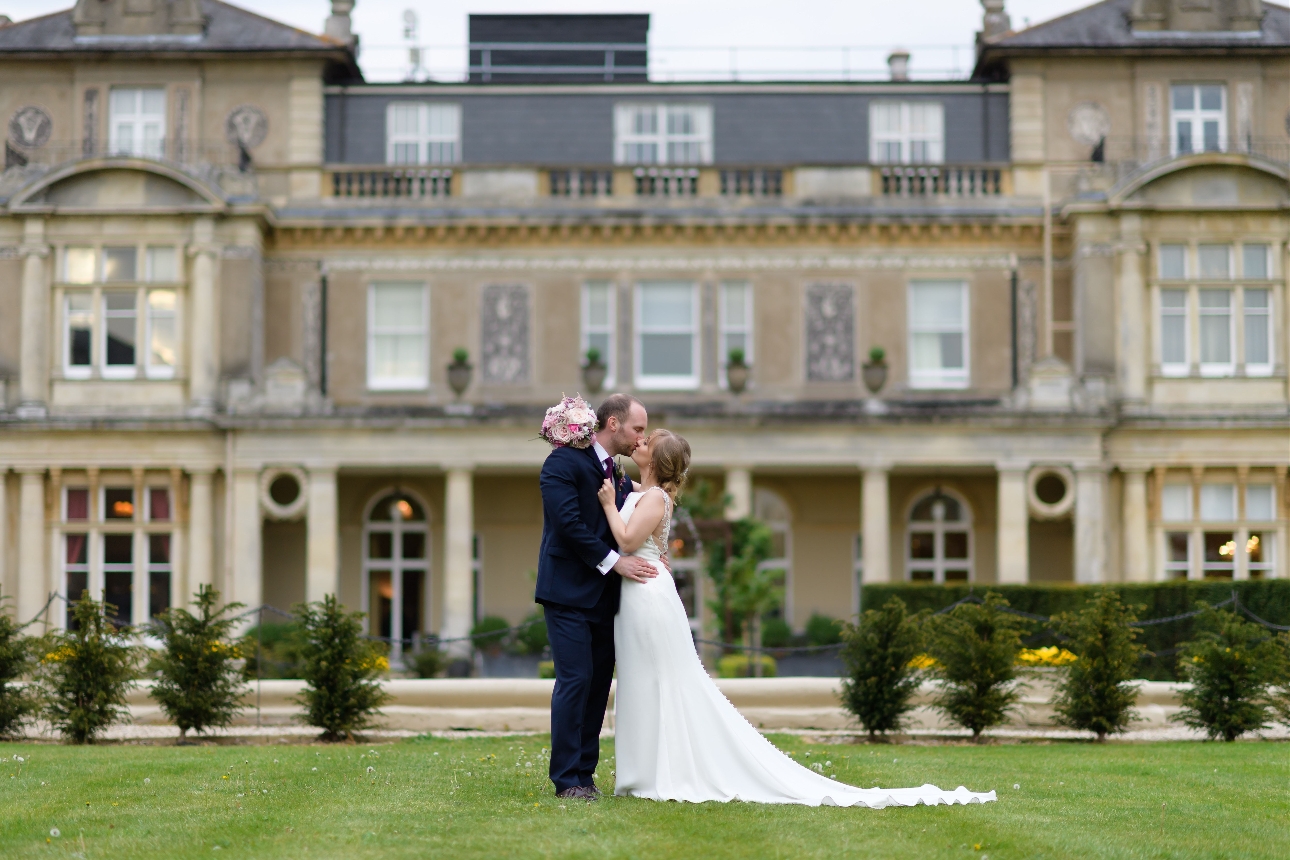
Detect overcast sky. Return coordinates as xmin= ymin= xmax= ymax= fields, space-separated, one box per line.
xmin=5 ymin=1 xmax=1093 ymax=81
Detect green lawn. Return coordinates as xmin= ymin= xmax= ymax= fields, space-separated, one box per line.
xmin=0 ymin=735 xmax=1286 ymax=859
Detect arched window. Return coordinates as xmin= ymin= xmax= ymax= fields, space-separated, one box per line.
xmin=906 ymin=488 xmax=972 ymax=584
xmin=363 ymin=491 xmax=429 ymax=665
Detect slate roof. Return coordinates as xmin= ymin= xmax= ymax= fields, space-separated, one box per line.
xmin=0 ymin=0 xmax=344 ymax=54
xmin=976 ymin=0 xmax=1290 ymax=74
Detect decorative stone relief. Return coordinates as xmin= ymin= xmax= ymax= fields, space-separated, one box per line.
xmin=1017 ymin=279 xmax=1037 ymax=386
xmin=8 ymin=106 xmax=52 ymax=150
xmin=81 ymin=88 xmax=99 ymax=157
xmin=480 ymin=285 xmax=530 ymax=384
xmin=302 ymin=279 xmax=322 ymax=392
xmin=225 ymin=105 xmax=268 ymax=150
xmin=1143 ymin=83 xmax=1162 ymax=162
xmin=1066 ymin=102 xmax=1110 ymax=146
xmin=173 ymin=87 xmax=190 ymax=163
xmin=1236 ymin=82 xmax=1254 ymax=151
xmin=804 ymin=284 xmax=854 ymax=382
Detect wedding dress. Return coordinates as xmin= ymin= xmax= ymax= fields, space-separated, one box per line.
xmin=613 ymin=487 xmax=997 ymax=808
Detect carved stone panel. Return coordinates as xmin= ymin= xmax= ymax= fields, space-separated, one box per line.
xmin=481 ymin=284 xmax=530 ymax=384
xmin=804 ymin=284 xmax=855 ymax=382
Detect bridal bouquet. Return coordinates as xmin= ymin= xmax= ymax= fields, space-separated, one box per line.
xmin=540 ymin=395 xmax=598 ymax=449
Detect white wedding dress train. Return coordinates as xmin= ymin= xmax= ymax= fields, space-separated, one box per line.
xmin=613 ymin=488 xmax=997 ymax=808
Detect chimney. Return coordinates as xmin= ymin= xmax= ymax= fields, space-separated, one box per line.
xmin=887 ymin=50 xmax=910 ymax=82
xmin=325 ymin=0 xmax=356 ymax=48
xmin=981 ymin=0 xmax=1011 ymax=40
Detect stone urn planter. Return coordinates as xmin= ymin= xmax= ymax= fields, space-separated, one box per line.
xmin=725 ymin=348 xmax=750 ymax=394
xmin=581 ymin=347 xmax=608 ymax=394
xmin=447 ymin=348 xmax=473 ymax=398
xmin=862 ymin=346 xmax=888 ymax=395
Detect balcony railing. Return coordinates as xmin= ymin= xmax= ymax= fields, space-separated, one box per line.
xmin=720 ymin=168 xmax=783 ymax=197
xmin=329 ymin=167 xmax=453 ymax=199
xmin=634 ymin=166 xmax=699 ymax=197
xmin=549 ymin=168 xmax=613 ymax=197
xmin=878 ymin=165 xmax=1004 ymax=198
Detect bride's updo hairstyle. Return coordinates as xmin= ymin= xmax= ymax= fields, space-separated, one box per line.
xmin=647 ymin=429 xmax=691 ymax=501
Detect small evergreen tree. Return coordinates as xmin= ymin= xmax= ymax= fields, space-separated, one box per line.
xmin=839 ymin=597 xmax=927 ymax=739
xmin=150 ymin=586 xmax=246 ymax=740
xmin=925 ymin=593 xmax=1030 ymax=742
xmin=39 ymin=593 xmax=139 ymax=744
xmin=1173 ymin=605 xmax=1286 ymax=742
xmin=0 ymin=594 xmax=37 ymax=738
xmin=1050 ymin=590 xmax=1146 ymax=742
xmin=295 ymin=595 xmax=390 ymax=742
xmin=1271 ymin=632 xmax=1290 ymax=728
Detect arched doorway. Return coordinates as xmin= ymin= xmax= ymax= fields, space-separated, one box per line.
xmin=906 ymin=488 xmax=972 ymax=583
xmin=362 ymin=490 xmax=430 ymax=665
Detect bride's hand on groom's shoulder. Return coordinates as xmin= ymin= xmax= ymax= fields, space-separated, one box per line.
xmin=613 ymin=555 xmax=657 ymax=583
xmin=597 ymin=479 xmax=616 ymax=508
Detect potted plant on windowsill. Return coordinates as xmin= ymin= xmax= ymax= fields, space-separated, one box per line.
xmin=862 ymin=346 xmax=888 ymax=395
xmin=582 ymin=347 xmax=607 ymax=394
xmin=726 ymin=348 xmax=750 ymax=395
xmin=447 ymin=347 xmax=473 ymax=398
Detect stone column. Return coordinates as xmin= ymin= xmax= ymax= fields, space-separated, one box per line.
xmin=861 ymin=465 xmax=891 ymax=583
xmin=187 ymin=469 xmax=214 ymax=596
xmin=188 ymin=218 xmax=219 ymax=414
xmin=305 ymin=467 xmax=339 ymax=603
xmin=231 ymin=470 xmax=262 ymax=620
xmin=18 ymin=219 xmax=50 ymax=418
xmin=1121 ymin=468 xmax=1150 ymax=582
xmin=996 ymin=465 xmax=1030 ymax=584
xmin=443 ymin=468 xmax=474 ymax=658
xmin=1075 ymin=467 xmax=1107 ymax=584
xmin=1117 ymin=221 xmax=1147 ymax=403
xmin=16 ymin=470 xmax=46 ymax=626
xmin=724 ymin=467 xmax=752 ymax=520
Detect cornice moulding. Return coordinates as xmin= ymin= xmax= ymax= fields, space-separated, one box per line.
xmin=319 ymin=253 xmax=1017 ymax=273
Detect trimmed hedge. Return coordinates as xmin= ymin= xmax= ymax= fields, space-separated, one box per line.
xmin=860 ymin=581 xmax=1290 ymax=681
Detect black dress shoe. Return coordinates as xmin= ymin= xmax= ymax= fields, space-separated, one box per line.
xmin=584 ymin=784 xmax=603 ymax=797
xmin=556 ymin=786 xmax=595 ymax=801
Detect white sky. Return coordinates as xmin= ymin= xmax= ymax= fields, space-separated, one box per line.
xmin=4 ymin=1 xmax=1093 ymax=82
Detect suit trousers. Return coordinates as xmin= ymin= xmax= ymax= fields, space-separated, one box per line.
xmin=543 ymin=585 xmax=616 ymax=793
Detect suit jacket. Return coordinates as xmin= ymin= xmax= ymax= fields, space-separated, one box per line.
xmin=535 ymin=444 xmax=633 ymax=611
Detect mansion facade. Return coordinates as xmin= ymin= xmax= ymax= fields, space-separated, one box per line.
xmin=0 ymin=0 xmax=1287 ymax=659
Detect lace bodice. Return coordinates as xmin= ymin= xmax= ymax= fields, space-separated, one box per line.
xmin=621 ymin=487 xmax=672 ymax=560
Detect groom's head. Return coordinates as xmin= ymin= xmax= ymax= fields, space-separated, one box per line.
xmin=595 ymin=393 xmax=647 ymax=457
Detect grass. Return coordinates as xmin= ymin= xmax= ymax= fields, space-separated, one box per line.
xmin=0 ymin=735 xmax=1287 ymax=859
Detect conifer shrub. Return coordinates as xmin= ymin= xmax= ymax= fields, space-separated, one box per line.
xmin=805 ymin=613 xmax=844 ymax=647
xmin=1173 ymin=605 xmax=1286 ymax=742
xmin=39 ymin=593 xmax=139 ymax=744
xmin=759 ymin=617 xmax=793 ymax=650
xmin=471 ymin=616 xmax=510 ymax=654
xmin=239 ymin=620 xmax=304 ymax=679
xmin=513 ymin=610 xmax=549 ymax=655
xmin=150 ymin=586 xmax=247 ymax=740
xmin=295 ymin=595 xmax=391 ymax=742
xmin=716 ymin=653 xmax=777 ymax=678
xmin=925 ymin=592 xmax=1030 ymax=742
xmin=839 ymin=597 xmax=928 ymax=739
xmin=410 ymin=648 xmax=446 ymax=679
xmin=0 ymin=594 xmax=37 ymax=738
xmin=1050 ymin=590 xmax=1146 ymax=742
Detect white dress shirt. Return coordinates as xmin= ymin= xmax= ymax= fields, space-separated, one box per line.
xmin=591 ymin=439 xmax=620 ymax=575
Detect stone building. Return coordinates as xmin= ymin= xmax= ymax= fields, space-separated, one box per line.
xmin=0 ymin=0 xmax=1286 ymax=660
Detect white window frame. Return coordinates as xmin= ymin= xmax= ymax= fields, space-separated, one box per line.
xmin=367 ymin=282 xmax=430 ymax=391
xmin=1163 ymin=531 xmax=1192 ymax=580
xmin=1197 ymin=288 xmax=1235 ymax=377
xmin=100 ymin=291 xmax=139 ymax=380
xmin=144 ymin=290 xmax=178 ymax=380
xmin=385 ymin=102 xmax=461 ymax=165
xmin=869 ymin=101 xmax=945 ymax=164
xmin=634 ymin=281 xmax=700 ymax=391
xmin=907 ymin=280 xmax=969 ymax=390
xmin=719 ymin=281 xmax=753 ymax=389
xmin=580 ymin=281 xmax=616 ymax=388
xmin=904 ymin=489 xmax=974 ymax=584
xmin=1170 ymin=84 xmax=1226 ymax=156
xmin=108 ymin=87 xmax=167 ymax=158
xmin=614 ymin=103 xmax=713 ymax=166
xmin=1158 ymin=288 xmax=1190 ymax=376
xmin=361 ymin=490 xmax=431 ymax=666
xmin=64 ymin=292 xmax=94 ymax=380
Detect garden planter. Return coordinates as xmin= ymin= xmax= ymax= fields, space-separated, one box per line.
xmin=726 ymin=362 xmax=750 ymax=394
xmin=447 ymin=361 xmax=472 ymax=397
xmin=581 ymin=360 xmax=607 ymax=394
xmin=862 ymin=362 xmax=888 ymax=394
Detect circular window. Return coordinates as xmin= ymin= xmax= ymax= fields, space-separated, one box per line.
xmin=1027 ymin=466 xmax=1075 ymax=520
xmin=260 ymin=466 xmax=308 ymax=520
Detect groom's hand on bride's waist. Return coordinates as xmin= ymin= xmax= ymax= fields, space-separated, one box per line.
xmin=613 ymin=556 xmax=658 ymax=583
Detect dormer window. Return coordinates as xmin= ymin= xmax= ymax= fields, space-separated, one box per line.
xmin=109 ymin=87 xmax=166 ymax=158
xmin=1171 ymin=84 xmax=1225 ymax=155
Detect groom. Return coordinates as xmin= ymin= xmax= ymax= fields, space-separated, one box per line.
xmin=536 ymin=393 xmax=658 ymax=800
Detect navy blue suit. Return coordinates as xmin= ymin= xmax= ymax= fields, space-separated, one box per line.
xmin=536 ymin=444 xmax=632 ymax=793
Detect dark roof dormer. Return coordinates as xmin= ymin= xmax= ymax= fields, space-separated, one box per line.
xmin=468 ymin=14 xmax=649 ymax=84
xmin=1129 ymin=0 xmax=1264 ymax=33
xmin=72 ymin=0 xmax=206 ymax=42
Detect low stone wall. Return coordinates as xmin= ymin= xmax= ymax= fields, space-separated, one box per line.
xmin=124 ymin=677 xmax=1190 ymax=734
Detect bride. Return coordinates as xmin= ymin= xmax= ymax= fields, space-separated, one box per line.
xmin=597 ymin=429 xmax=996 ymax=808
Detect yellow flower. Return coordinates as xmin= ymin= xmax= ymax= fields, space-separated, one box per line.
xmin=1017 ymin=646 xmax=1077 ymax=667
xmin=907 ymin=654 xmax=939 ymax=670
